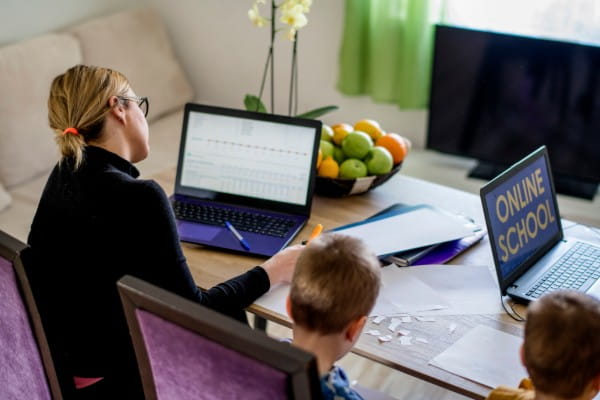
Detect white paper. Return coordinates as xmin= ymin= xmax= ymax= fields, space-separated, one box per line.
xmin=390 ymin=265 xmax=504 ymax=315
xmin=334 ymin=207 xmax=475 ymax=256
xmin=254 ymin=283 xmax=289 ymax=317
xmin=370 ymin=266 xmax=451 ymax=316
xmin=430 ymin=325 xmax=526 ymax=389
xmin=400 ymin=336 xmax=412 ymax=345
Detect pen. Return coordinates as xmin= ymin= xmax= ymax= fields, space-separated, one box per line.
xmin=225 ymin=221 xmax=251 ymax=251
xmin=302 ymin=223 xmax=323 ymax=245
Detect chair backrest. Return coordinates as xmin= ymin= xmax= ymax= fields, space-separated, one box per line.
xmin=0 ymin=230 xmax=62 ymax=399
xmin=118 ymin=275 xmax=322 ymax=400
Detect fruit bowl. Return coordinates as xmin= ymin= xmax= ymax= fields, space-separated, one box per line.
xmin=315 ymin=162 xmax=403 ymax=197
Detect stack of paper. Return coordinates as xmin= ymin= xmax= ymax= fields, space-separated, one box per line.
xmin=332 ymin=205 xmax=476 ymax=258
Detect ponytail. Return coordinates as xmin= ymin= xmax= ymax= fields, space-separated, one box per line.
xmin=48 ymin=65 xmax=130 ymax=169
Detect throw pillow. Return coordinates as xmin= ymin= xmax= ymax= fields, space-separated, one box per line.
xmin=68 ymin=8 xmax=194 ymax=122
xmin=0 ymin=33 xmax=82 ymax=188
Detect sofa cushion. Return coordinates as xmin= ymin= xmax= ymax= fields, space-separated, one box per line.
xmin=137 ymin=110 xmax=183 ymax=178
xmin=0 ymin=33 xmax=82 ymax=188
xmin=0 ymin=184 xmax=11 ymax=213
xmin=69 ymin=8 xmax=194 ymax=122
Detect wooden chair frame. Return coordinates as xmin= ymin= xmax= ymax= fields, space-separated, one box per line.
xmin=0 ymin=230 xmax=63 ymax=399
xmin=118 ymin=275 xmax=322 ymax=400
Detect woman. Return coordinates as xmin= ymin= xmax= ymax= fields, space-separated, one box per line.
xmin=27 ymin=65 xmax=302 ymax=398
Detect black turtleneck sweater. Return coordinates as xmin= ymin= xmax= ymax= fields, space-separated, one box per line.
xmin=27 ymin=146 xmax=270 ymax=397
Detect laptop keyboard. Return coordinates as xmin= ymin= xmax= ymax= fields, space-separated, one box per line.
xmin=172 ymin=200 xmax=296 ymax=238
xmin=526 ymin=241 xmax=600 ymax=298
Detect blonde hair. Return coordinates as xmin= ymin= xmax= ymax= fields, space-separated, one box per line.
xmin=290 ymin=233 xmax=381 ymax=334
xmin=524 ymin=290 xmax=600 ymax=398
xmin=48 ymin=65 xmax=131 ymax=169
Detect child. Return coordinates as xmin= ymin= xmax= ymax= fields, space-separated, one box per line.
xmin=487 ymin=290 xmax=600 ymax=400
xmin=286 ymin=233 xmax=381 ymax=400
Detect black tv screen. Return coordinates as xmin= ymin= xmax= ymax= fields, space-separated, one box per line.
xmin=427 ymin=25 xmax=600 ymax=198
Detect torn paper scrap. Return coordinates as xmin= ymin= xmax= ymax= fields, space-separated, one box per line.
xmin=366 ymin=329 xmax=381 ymax=336
xmin=416 ymin=337 xmax=429 ymax=344
xmin=400 ymin=336 xmax=412 ymax=345
xmin=373 ymin=315 xmax=386 ymax=325
xmin=397 ymin=329 xmax=411 ymax=336
xmin=388 ymin=318 xmax=401 ymax=332
xmin=415 ymin=316 xmax=436 ymax=322
xmin=378 ymin=335 xmax=393 ymax=343
xmin=448 ymin=323 xmax=457 ymax=334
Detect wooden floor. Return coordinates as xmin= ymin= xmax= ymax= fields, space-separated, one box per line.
xmin=258 ymin=318 xmax=469 ymax=400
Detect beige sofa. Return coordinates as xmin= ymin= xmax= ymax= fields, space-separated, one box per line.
xmin=0 ymin=7 xmax=192 ymax=242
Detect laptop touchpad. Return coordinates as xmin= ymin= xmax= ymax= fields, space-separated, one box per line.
xmin=588 ymin=280 xmax=600 ymax=300
xmin=177 ymin=221 xmax=221 ymax=241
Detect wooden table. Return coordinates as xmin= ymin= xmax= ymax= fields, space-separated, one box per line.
xmin=152 ymin=168 xmax=598 ymax=399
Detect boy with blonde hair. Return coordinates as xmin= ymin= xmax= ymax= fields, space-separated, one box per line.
xmin=286 ymin=233 xmax=381 ymax=400
xmin=487 ymin=290 xmax=600 ymax=400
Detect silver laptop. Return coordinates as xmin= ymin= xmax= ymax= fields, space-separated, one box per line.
xmin=481 ymin=146 xmax=600 ymax=302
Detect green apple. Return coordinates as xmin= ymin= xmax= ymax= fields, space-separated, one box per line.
xmin=342 ymin=131 xmax=373 ymax=159
xmin=365 ymin=146 xmax=393 ymax=175
xmin=321 ymin=125 xmax=334 ymax=142
xmin=339 ymin=158 xmax=368 ymax=179
xmin=320 ymin=140 xmax=334 ymax=159
xmin=333 ymin=147 xmax=346 ymax=164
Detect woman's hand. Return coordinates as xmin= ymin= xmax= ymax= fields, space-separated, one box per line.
xmin=260 ymin=244 xmax=304 ymax=286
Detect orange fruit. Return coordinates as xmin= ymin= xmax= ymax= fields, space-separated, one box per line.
xmin=316 ymin=148 xmax=323 ymax=169
xmin=331 ymin=123 xmax=353 ymax=145
xmin=354 ymin=119 xmax=384 ymax=141
xmin=318 ymin=156 xmax=339 ymax=178
xmin=375 ymin=133 xmax=408 ymax=164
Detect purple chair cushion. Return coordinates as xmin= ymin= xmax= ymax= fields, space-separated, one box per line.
xmin=0 ymin=256 xmax=51 ymax=399
xmin=136 ymin=309 xmax=289 ymax=400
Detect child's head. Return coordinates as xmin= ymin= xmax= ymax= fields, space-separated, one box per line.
xmin=289 ymin=233 xmax=381 ymax=338
xmin=523 ymin=290 xmax=600 ymax=399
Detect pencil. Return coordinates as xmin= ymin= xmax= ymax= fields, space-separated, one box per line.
xmin=303 ymin=223 xmax=323 ymax=245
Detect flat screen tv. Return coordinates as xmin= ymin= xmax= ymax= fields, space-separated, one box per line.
xmin=427 ymin=25 xmax=600 ymax=199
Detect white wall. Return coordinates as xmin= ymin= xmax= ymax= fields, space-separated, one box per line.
xmin=0 ymin=0 xmax=140 ymax=44
xmin=1 ymin=0 xmax=427 ymax=147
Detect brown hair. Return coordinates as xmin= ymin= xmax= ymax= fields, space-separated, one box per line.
xmin=524 ymin=290 xmax=600 ymax=398
xmin=47 ymin=64 xmax=131 ymax=169
xmin=289 ymin=233 xmax=381 ymax=334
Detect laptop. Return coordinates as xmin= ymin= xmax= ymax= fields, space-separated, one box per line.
xmin=171 ymin=103 xmax=321 ymax=257
xmin=481 ymin=146 xmax=600 ymax=303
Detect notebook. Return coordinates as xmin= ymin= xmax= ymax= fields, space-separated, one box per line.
xmin=480 ymin=146 xmax=600 ymax=303
xmin=170 ymin=103 xmax=321 ymax=257
xmin=367 ymin=203 xmax=485 ymax=266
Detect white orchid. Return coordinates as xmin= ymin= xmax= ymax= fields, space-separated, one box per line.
xmin=248 ymin=0 xmax=311 ymax=38
xmin=280 ymin=4 xmax=308 ymax=30
xmin=248 ymin=2 xmax=268 ymax=28
xmin=286 ymin=28 xmax=297 ymax=41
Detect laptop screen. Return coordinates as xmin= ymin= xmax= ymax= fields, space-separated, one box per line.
xmin=481 ymin=147 xmax=562 ymax=288
xmin=177 ymin=105 xmax=320 ymax=208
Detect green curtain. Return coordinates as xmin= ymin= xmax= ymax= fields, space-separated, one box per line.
xmin=337 ymin=0 xmax=444 ymax=109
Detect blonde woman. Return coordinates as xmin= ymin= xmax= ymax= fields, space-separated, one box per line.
xmin=27 ymin=65 xmax=302 ymax=398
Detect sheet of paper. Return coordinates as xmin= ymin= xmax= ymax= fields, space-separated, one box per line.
xmin=371 ymin=266 xmax=451 ymax=316
xmin=334 ymin=207 xmax=475 ymax=256
xmin=392 ymin=265 xmax=504 ymax=315
xmin=429 ymin=325 xmax=527 ymax=389
xmin=254 ymin=283 xmax=289 ymax=317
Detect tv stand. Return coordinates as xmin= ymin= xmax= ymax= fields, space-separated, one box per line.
xmin=468 ymin=161 xmax=598 ymax=200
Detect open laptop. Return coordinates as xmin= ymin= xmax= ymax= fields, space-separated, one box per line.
xmin=481 ymin=146 xmax=600 ymax=303
xmin=171 ymin=103 xmax=321 ymax=257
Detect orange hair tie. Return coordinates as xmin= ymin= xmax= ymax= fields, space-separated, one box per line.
xmin=62 ymin=127 xmax=79 ymax=136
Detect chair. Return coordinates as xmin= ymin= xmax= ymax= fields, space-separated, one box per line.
xmin=0 ymin=230 xmax=62 ymax=399
xmin=117 ymin=275 xmax=322 ymax=400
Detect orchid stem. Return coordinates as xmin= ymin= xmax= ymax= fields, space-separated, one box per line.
xmin=270 ymin=0 xmax=275 ymax=113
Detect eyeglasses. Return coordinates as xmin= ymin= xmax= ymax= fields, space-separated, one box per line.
xmin=118 ymin=96 xmax=149 ymax=118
